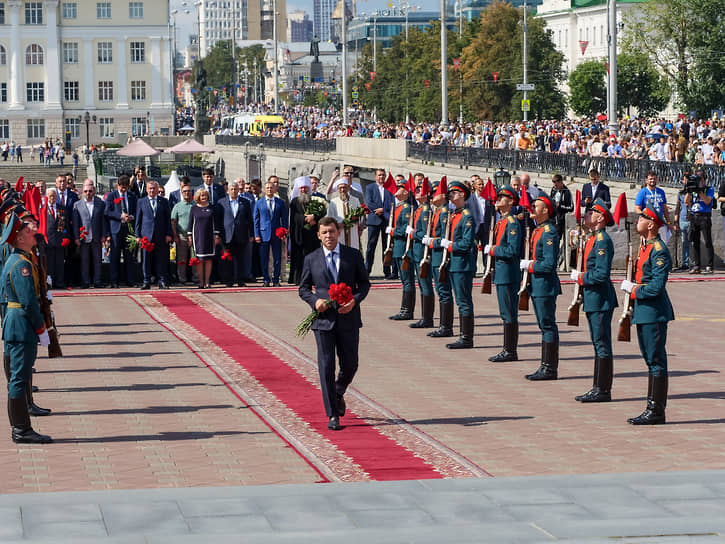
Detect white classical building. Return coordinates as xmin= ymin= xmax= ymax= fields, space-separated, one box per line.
xmin=0 ymin=0 xmax=175 ymax=146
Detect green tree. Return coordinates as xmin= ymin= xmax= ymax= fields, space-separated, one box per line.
xmin=568 ymin=60 xmax=606 ymax=118
xmin=617 ymin=52 xmax=671 ymax=117
xmin=192 ymin=42 xmax=266 ymax=105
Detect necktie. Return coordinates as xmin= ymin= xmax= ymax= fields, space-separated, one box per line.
xmin=207 ymin=186 xmax=213 ymax=204
xmin=151 ymin=198 xmax=157 ymax=216
xmin=122 ymin=194 xmax=128 ymax=213
xmin=327 ymin=252 xmax=337 ymax=283
xmin=60 ymin=193 xmax=65 ymax=206
xmin=267 ymin=199 xmax=273 ymax=215
xmin=50 ymin=206 xmax=55 ymax=219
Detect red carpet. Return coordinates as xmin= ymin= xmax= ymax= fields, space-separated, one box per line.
xmin=152 ymin=292 xmax=443 ymax=481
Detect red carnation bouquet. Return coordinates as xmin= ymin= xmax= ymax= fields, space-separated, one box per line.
xmin=61 ymin=238 xmax=70 ymax=248
xmin=114 ymin=197 xmax=123 ymax=204
xmin=139 ymin=236 xmax=155 ymax=252
xmin=361 ymin=203 xmax=371 ymax=214
xmin=189 ymin=257 xmax=200 ymax=266
xmin=220 ymin=248 xmax=233 ymax=261
xmin=275 ymin=227 xmax=289 ymax=239
xmin=79 ymin=226 xmax=88 ymax=241
xmin=295 ymin=282 xmax=354 ymax=338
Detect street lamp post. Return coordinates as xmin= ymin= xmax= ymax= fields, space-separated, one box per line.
xmin=83 ymin=111 xmax=96 ymax=150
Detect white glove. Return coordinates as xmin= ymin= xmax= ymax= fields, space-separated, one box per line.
xmin=46 ymin=275 xmax=52 ymax=288
xmin=620 ymin=279 xmax=635 ymax=293
xmin=519 ymin=259 xmax=533 ymax=270
xmin=422 ymin=236 xmax=431 ymax=245
xmin=440 ymin=239 xmax=452 ymax=249
xmin=46 ymin=291 xmax=53 ymax=303
xmin=484 ymin=244 xmax=492 ymax=255
xmin=570 ymin=270 xmax=580 ymax=281
xmin=385 ymin=226 xmax=393 ymax=235
xmin=38 ymin=329 xmax=50 ymax=347
xmin=405 ymin=225 xmax=414 ymax=235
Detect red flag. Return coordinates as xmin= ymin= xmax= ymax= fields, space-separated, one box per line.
xmin=492 ymin=72 xmax=499 ymax=83
xmin=574 ymin=189 xmax=582 ymax=222
xmin=383 ymin=172 xmax=397 ymax=195
xmin=483 ymin=179 xmax=495 ymax=201
xmin=452 ymin=58 xmax=461 ymax=71
xmin=421 ymin=177 xmax=431 ymax=196
xmin=579 ymin=40 xmax=589 ymax=55
xmin=405 ymin=173 xmax=416 ymax=193
xmin=23 ymin=185 xmax=41 ymax=220
xmin=14 ymin=176 xmax=24 ymax=193
xmin=370 ymin=71 xmax=377 ymax=81
xmin=423 ymin=79 xmax=430 ymax=88
xmin=38 ymin=203 xmax=48 ymax=243
xmin=519 ymin=186 xmax=532 ymax=213
xmin=433 ymin=176 xmax=447 ymax=198
xmin=365 ymin=82 xmax=371 ymax=90
xmin=613 ymin=192 xmax=628 ymax=227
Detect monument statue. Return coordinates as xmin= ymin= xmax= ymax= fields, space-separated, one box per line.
xmin=310 ymin=36 xmax=320 ymax=63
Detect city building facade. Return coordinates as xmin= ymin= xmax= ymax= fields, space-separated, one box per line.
xmin=287 ymin=9 xmax=312 ymax=43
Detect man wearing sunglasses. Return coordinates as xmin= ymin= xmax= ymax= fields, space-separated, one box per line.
xmin=105 ymin=175 xmax=138 ymax=288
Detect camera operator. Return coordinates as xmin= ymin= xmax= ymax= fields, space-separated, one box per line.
xmin=684 ymin=171 xmax=714 ymax=274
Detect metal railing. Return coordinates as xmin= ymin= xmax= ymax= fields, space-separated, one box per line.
xmin=407 ymin=142 xmax=725 ymax=190
xmin=214 ymin=135 xmax=336 ymax=153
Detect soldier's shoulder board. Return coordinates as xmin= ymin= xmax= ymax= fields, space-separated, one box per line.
xmin=654 ymin=241 xmax=662 ymax=251
xmin=462 ymin=209 xmax=470 ymax=216
xmin=596 ymin=232 xmax=604 ymax=241
xmin=544 ymin=224 xmax=550 ymax=232
xmin=507 ymin=216 xmax=516 ymax=224
xmin=402 ymin=203 xmax=409 ymax=209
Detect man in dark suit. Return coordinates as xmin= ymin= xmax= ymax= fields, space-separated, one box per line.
xmin=299 ymin=216 xmax=370 ymax=431
xmin=41 ymin=188 xmax=68 ymax=288
xmin=253 ymin=179 xmax=288 ymax=287
xmin=217 ymin=179 xmax=253 ymax=287
xmin=196 ymin=168 xmax=225 ymax=207
xmin=135 ymin=180 xmax=172 ymax=289
xmin=364 ymin=168 xmax=395 ymax=277
xmin=105 ymin=175 xmax=138 ymax=287
xmin=129 ymin=166 xmax=149 ymax=199
xmin=55 ymin=173 xmax=79 ymax=285
xmin=581 ymin=168 xmax=611 ymax=210
xmin=73 ymin=180 xmax=108 ymax=288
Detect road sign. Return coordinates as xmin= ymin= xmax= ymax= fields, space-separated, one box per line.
xmin=521 ymin=99 xmax=530 ymax=112
xmin=352 ymin=91 xmax=359 ymax=98
xmin=516 ymin=83 xmax=535 ymax=91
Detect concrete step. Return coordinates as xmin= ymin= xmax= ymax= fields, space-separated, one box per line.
xmin=0 ymin=162 xmax=88 ymax=184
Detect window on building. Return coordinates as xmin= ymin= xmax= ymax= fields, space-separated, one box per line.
xmin=63 ymin=81 xmax=79 ymax=102
xmin=0 ymin=3 xmax=5 ymax=25
xmin=63 ymin=42 xmax=78 ymax=64
xmin=130 ymin=80 xmax=146 ymax=101
xmin=97 ymin=41 xmax=112 ymax=63
xmin=0 ymin=45 xmax=5 ymax=65
xmin=99 ymin=117 xmax=114 ymax=138
xmin=129 ymin=1 xmax=143 ymax=18
xmin=0 ymin=120 xmax=8 ymax=140
xmin=62 ymin=2 xmax=76 ymax=18
xmin=0 ymin=83 xmax=6 ymax=103
xmin=27 ymin=119 xmax=45 ymax=139
xmin=24 ymin=2 xmax=42 ymax=24
xmin=132 ymin=117 xmax=147 ymax=136
xmin=25 ymin=44 xmax=43 ymax=65
xmin=64 ymin=117 xmax=80 ymax=139
xmin=98 ymin=81 xmax=113 ymax=101
xmin=130 ymin=41 xmax=145 ymax=63
xmin=96 ymin=2 xmax=111 ymax=18
xmin=26 ymin=82 xmax=44 ymax=102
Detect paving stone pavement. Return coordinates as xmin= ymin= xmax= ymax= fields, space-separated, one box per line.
xmin=0 ymin=277 xmax=724 ymax=541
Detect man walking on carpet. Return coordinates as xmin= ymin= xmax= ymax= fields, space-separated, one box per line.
xmin=299 ymin=216 xmax=370 ymax=431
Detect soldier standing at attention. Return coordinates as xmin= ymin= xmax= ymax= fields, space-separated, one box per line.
xmin=440 ymin=181 xmax=477 ymax=349
xmin=522 ymin=195 xmax=562 ymax=381
xmin=486 ymin=185 xmax=523 ymax=362
xmin=410 ymin=182 xmax=434 ymax=329
xmin=620 ymin=203 xmax=674 ymax=425
xmin=387 ymin=179 xmax=414 ymax=320
xmin=427 ymin=181 xmax=454 ymax=338
xmin=2 ymin=207 xmax=52 ymax=443
xmin=570 ymin=199 xmax=618 ymax=402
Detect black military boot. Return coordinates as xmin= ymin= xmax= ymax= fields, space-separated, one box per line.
xmin=8 ymin=397 xmax=52 ymax=444
xmin=489 ymin=323 xmax=519 ymax=362
xmin=390 ymin=290 xmax=415 ymax=320
xmin=27 ymin=377 xmax=51 ymax=417
xmin=428 ymin=301 xmax=454 ymax=337
xmin=389 ymin=291 xmax=408 ymax=320
xmin=628 ymin=374 xmax=667 ymax=425
xmin=525 ymin=341 xmax=558 ymax=381
xmin=410 ymin=294 xmax=435 ymax=328
xmin=446 ymin=315 xmax=474 ymax=349
xmin=575 ymin=355 xmax=610 ymax=402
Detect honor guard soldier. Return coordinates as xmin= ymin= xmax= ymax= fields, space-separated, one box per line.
xmin=387 ymin=179 xmax=415 ymax=320
xmin=522 ymin=195 xmax=562 ymax=380
xmin=620 ymin=203 xmax=674 ymax=425
xmin=410 ymin=182 xmax=435 ymax=328
xmin=427 ymin=181 xmax=454 ymax=338
xmin=440 ymin=181 xmax=477 ymax=349
xmin=486 ymin=185 xmax=523 ymax=362
xmin=1 ymin=207 xmax=53 ymax=443
xmin=570 ymin=198 xmax=618 ymax=402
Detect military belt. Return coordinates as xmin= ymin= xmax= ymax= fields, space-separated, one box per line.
xmin=7 ymin=302 xmax=21 ymax=309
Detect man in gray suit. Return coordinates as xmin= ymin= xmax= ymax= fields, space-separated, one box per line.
xmin=72 ymin=180 xmax=107 ymax=288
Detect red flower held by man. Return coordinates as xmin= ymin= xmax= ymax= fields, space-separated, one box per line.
xmin=114 ymin=197 xmax=123 ymax=204
xmin=221 ymin=250 xmax=233 ymax=261
xmin=328 ymin=283 xmax=353 ymax=306
xmin=61 ymin=238 xmax=70 ymax=247
xmin=79 ymin=226 xmax=88 ymax=241
xmin=275 ymin=227 xmax=289 ymax=239
xmin=188 ymin=257 xmax=200 ymax=266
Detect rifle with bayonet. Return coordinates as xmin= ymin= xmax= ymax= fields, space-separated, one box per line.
xmin=567 ymin=220 xmax=587 ymax=326
xmin=617 ymin=221 xmax=635 ymax=342
xmin=419 ymin=204 xmax=434 ymax=280
xmin=518 ymin=223 xmax=531 ymax=311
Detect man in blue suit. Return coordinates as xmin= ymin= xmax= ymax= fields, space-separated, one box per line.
xmin=299 ymin=216 xmax=370 ymax=431
xmin=581 ymin=169 xmax=611 ymax=210
xmin=135 ymin=180 xmax=172 ymax=289
xmin=104 ymin=175 xmax=138 ymax=287
xmin=364 ymin=168 xmax=395 ymax=278
xmin=72 ymin=180 xmax=108 ymax=288
xmin=254 ymin=179 xmax=288 ymax=287
xmin=218 ymin=180 xmax=253 ymax=287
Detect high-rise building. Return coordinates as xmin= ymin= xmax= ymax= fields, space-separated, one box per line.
xmin=288 ymin=10 xmax=313 ymax=43
xmin=313 ymin=0 xmax=351 ymax=43
xmin=0 ymin=0 xmax=174 ymax=145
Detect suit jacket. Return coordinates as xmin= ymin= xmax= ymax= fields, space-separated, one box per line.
xmin=218 ymin=196 xmax=253 ymax=244
xmin=41 ymin=204 xmax=68 ymax=247
xmin=581 ymin=181 xmax=611 ymax=209
xmin=254 ymin=196 xmax=288 ymax=242
xmin=104 ymin=190 xmax=138 ymax=235
xmin=130 ymin=177 xmax=148 ymax=199
xmin=135 ymin=196 xmax=172 ymax=243
xmin=364 ymin=183 xmax=395 ymax=226
xmin=57 ymin=188 xmax=79 ymax=238
xmin=298 ymin=244 xmax=371 ymax=331
xmin=168 ymin=189 xmax=181 ymax=210
xmin=195 ymin=182 xmax=226 ymax=206
xmin=73 ymin=197 xmax=108 ymax=243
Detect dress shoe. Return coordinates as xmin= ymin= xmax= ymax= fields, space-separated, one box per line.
xmin=328 ymin=416 xmax=342 ymax=431
xmin=703 ymin=267 xmax=714 ymax=274
xmin=336 ymin=394 xmax=346 ymax=417
xmin=263 ymin=282 xmax=270 ymax=287
xmin=158 ymin=282 xmax=168 ymax=289
xmin=109 ymin=283 xmax=119 ymax=288
xmin=226 ymin=283 xmax=234 ymax=288
xmin=273 ymin=282 xmax=281 ymax=287
xmin=93 ymin=283 xmax=106 ymax=289
xmin=689 ymin=266 xmax=700 ymax=274
xmin=80 ymin=284 xmax=90 ymax=289
xmin=238 ymin=282 xmax=246 ymax=288
xmin=140 ymin=283 xmax=151 ymax=290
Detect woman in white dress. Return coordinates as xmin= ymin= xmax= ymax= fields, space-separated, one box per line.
xmin=327 ymin=179 xmax=363 ymax=249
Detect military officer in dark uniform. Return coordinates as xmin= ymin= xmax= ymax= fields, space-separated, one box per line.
xmin=522 ymin=195 xmax=562 ymax=380
xmin=388 ymin=179 xmax=415 ymax=320
xmin=486 ymin=185 xmax=523 ymax=362
xmin=570 ymin=198 xmax=618 ymax=402
xmin=410 ymin=183 xmax=434 ymax=328
xmin=1 ymin=209 xmax=53 ymax=443
xmin=427 ymin=182 xmax=454 ymax=338
xmin=440 ymin=181 xmax=477 ymax=349
xmin=620 ymin=203 xmax=674 ymax=425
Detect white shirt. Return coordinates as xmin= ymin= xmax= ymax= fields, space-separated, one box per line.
xmin=322 ymin=244 xmax=340 ymax=275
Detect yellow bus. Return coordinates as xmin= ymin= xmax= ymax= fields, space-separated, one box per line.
xmin=249 ymin=115 xmax=285 ymax=136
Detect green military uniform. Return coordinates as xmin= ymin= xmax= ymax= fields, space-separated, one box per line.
xmin=389 ymin=198 xmax=415 ymax=320
xmin=627 ymin=202 xmax=674 ymax=425
xmin=410 ymin=201 xmax=434 ymax=328
xmin=429 ymin=203 xmax=454 ymax=337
